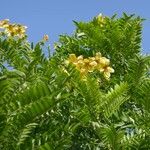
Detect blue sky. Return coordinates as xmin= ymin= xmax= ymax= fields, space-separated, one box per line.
xmin=0 ymin=0 xmax=149 ymax=54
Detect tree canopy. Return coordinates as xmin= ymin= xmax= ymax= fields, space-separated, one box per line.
xmin=0 ymin=13 xmax=150 ymax=150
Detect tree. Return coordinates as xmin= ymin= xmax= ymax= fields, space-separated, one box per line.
xmin=0 ymin=13 xmax=150 ymax=150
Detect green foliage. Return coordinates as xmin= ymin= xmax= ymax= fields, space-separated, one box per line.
xmin=0 ymin=13 xmax=150 ymax=149
xmin=104 ymin=82 xmax=129 ymax=118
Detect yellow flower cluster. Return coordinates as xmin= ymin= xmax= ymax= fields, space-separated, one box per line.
xmin=0 ymin=19 xmax=27 ymax=38
xmin=67 ymin=52 xmax=114 ymax=80
xmin=96 ymin=13 xmax=106 ymax=27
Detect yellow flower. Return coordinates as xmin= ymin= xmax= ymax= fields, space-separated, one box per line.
xmin=95 ymin=52 xmax=102 ymax=60
xmin=43 ymin=34 xmax=49 ymax=41
xmin=16 ymin=25 xmax=27 ymax=33
xmin=89 ymin=61 xmax=97 ymax=67
xmin=15 ymin=25 xmax=27 ymax=38
xmin=0 ymin=19 xmax=9 ymax=28
xmin=5 ymin=24 xmax=16 ymax=36
xmin=0 ymin=19 xmax=27 ymax=38
xmin=83 ymin=58 xmax=92 ymax=71
xmin=68 ymin=54 xmax=83 ymax=70
xmin=77 ymin=60 xmax=84 ymax=67
xmin=84 ymin=58 xmax=89 ymax=62
xmin=66 ymin=53 xmax=114 ymax=79
xmin=83 ymin=60 xmax=95 ymax=72
xmin=105 ymin=66 xmax=114 ymax=74
xmin=104 ymin=72 xmax=111 ymax=80
xmin=95 ymin=57 xmax=109 ymax=72
xmin=99 ymin=57 xmax=110 ymax=66
xmin=89 ymin=57 xmax=95 ymax=61
xmin=77 ymin=55 xmax=83 ymax=61
xmin=103 ymin=66 xmax=114 ymax=80
xmin=68 ymin=54 xmax=77 ymax=64
xmin=4 ymin=24 xmax=27 ymax=38
xmin=97 ymin=13 xmax=106 ymax=27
